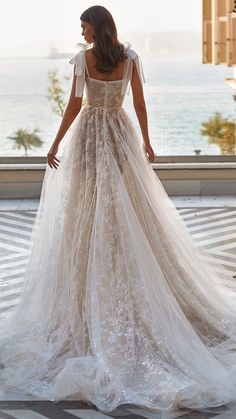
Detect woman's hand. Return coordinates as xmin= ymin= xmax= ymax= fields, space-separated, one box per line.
xmin=47 ymin=143 xmax=60 ymax=169
xmin=144 ymin=143 xmax=155 ymax=163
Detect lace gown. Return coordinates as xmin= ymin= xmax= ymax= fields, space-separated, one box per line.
xmin=1 ymin=42 xmax=236 ymax=417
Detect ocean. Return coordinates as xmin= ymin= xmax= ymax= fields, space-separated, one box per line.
xmin=0 ymin=53 xmax=235 ymax=156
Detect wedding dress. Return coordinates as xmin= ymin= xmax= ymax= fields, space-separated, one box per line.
xmin=1 ymin=42 xmax=236 ymax=418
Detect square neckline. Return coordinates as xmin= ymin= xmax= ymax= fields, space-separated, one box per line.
xmin=86 ymin=76 xmax=123 ymax=84
xmin=84 ymin=50 xmax=125 ymax=84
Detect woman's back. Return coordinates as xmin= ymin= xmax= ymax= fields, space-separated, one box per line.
xmin=84 ymin=48 xmax=126 ymax=82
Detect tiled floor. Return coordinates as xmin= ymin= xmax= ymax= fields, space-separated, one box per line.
xmin=0 ymin=196 xmax=236 ymax=419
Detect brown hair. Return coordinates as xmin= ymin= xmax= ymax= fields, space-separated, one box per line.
xmin=80 ymin=5 xmax=127 ymax=73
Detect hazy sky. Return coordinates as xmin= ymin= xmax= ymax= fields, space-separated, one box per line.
xmin=0 ymin=0 xmax=202 ymax=56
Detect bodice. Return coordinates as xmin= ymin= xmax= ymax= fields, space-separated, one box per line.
xmin=85 ymin=77 xmax=125 ymax=109
xmin=69 ymin=42 xmax=145 ymax=107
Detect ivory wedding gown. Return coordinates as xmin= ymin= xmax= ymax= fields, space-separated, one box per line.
xmin=1 ymin=42 xmax=236 ymax=417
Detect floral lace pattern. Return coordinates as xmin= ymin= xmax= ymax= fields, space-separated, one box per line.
xmin=0 ymin=41 xmax=236 ymax=417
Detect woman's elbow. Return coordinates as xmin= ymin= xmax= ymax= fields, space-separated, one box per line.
xmin=133 ymin=100 xmax=146 ymax=112
xmin=67 ymin=97 xmax=82 ymax=112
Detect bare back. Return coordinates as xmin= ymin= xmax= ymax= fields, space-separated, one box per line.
xmin=84 ymin=49 xmax=126 ymax=82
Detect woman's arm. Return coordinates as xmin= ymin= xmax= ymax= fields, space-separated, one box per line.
xmin=131 ymin=61 xmax=155 ymax=162
xmin=47 ymin=68 xmax=83 ymax=169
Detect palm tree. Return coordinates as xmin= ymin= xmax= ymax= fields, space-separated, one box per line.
xmin=201 ymin=112 xmax=235 ymax=155
xmin=8 ymin=128 xmax=44 ymax=156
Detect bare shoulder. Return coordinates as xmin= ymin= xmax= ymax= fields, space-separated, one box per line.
xmin=85 ymin=48 xmax=94 ymax=61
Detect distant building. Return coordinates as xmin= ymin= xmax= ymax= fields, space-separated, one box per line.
xmin=46 ymin=46 xmax=73 ymax=59
xmin=203 ymin=0 xmax=236 ymax=65
xmin=121 ymin=31 xmax=201 ymax=56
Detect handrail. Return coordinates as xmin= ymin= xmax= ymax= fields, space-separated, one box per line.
xmin=1 ymin=162 xmax=236 ymax=171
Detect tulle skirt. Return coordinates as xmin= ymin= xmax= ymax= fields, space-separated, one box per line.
xmin=1 ymin=104 xmax=236 ymax=416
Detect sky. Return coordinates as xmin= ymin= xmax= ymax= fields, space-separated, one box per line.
xmin=0 ymin=0 xmax=202 ymax=57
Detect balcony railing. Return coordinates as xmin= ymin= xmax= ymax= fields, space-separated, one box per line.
xmin=1 ymin=89 xmax=235 ymax=157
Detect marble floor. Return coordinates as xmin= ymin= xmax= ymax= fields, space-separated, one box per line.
xmin=0 ymin=399 xmax=236 ymax=419
xmin=0 ymin=196 xmax=236 ymax=419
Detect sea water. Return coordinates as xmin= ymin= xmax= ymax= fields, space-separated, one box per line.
xmin=0 ymin=54 xmax=235 ymax=156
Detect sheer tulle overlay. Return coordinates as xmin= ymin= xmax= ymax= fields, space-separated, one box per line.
xmin=1 ymin=43 xmax=236 ymax=417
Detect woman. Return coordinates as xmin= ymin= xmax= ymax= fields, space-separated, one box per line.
xmin=1 ymin=5 xmax=236 ymax=418
xmin=47 ymin=6 xmax=155 ymax=169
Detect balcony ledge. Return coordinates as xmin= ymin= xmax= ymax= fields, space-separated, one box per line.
xmin=0 ymin=161 xmax=235 ymax=198
xmin=0 ymin=162 xmax=236 ymax=170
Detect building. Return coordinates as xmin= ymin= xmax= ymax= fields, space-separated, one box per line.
xmin=203 ymin=0 xmax=236 ymax=65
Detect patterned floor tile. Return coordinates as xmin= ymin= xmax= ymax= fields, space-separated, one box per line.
xmin=2 ymin=410 xmax=48 ymax=419
xmin=178 ymin=207 xmax=236 ymax=279
xmin=0 ymin=401 xmax=232 ymax=419
xmin=65 ymin=410 xmax=114 ymax=418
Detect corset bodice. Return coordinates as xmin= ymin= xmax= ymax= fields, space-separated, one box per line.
xmin=85 ymin=77 xmax=125 ymax=109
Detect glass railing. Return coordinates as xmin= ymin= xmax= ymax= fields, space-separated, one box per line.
xmin=0 ymin=90 xmax=235 ymax=157
xmin=0 ymin=55 xmax=235 ymax=157
xmin=124 ymin=90 xmax=236 ymax=156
